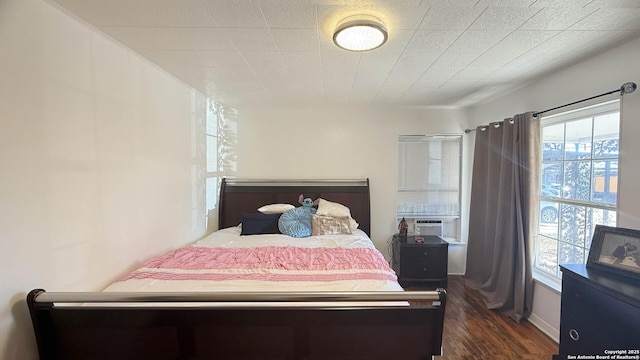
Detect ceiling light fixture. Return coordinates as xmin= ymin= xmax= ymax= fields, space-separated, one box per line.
xmin=333 ymin=15 xmax=388 ymax=52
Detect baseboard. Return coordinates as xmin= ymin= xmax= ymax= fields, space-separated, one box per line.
xmin=528 ymin=312 xmax=559 ymax=343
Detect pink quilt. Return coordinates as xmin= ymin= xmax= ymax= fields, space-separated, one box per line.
xmin=119 ymin=246 xmax=397 ymax=283
xmin=104 ymin=227 xmax=403 ymax=293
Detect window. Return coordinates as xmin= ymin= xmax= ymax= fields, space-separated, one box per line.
xmin=191 ymin=91 xmax=208 ymax=232
xmin=205 ymin=101 xmax=219 ymax=215
xmin=397 ymin=135 xmax=462 ymax=241
xmin=535 ymin=100 xmax=620 ymax=280
xmin=205 ymin=100 xmax=237 ymax=229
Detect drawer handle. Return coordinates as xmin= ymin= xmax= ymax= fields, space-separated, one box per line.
xmin=423 ymin=267 xmax=428 ymax=272
xmin=569 ymin=329 xmax=579 ymax=341
xmin=423 ymin=251 xmax=428 ymax=256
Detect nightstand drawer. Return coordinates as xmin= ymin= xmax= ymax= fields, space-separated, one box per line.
xmin=402 ymin=247 xmax=447 ymax=264
xmin=401 ymin=262 xmax=447 ymax=279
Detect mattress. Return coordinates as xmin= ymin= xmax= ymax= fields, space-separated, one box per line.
xmin=103 ymin=227 xmax=403 ymax=298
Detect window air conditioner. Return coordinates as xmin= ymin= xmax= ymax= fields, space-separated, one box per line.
xmin=414 ymin=219 xmax=444 ymax=237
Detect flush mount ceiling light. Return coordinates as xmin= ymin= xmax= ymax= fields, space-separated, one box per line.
xmin=333 ymin=15 xmax=388 ymax=51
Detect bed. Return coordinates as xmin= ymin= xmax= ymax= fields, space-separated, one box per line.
xmin=27 ymin=178 xmax=446 ymax=360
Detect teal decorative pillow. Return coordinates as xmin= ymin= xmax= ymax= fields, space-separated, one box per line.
xmin=278 ymin=207 xmax=313 ymax=238
xmin=278 ymin=194 xmax=318 ymax=238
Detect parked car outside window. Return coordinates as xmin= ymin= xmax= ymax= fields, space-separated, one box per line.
xmin=540 ymin=187 xmax=560 ymax=223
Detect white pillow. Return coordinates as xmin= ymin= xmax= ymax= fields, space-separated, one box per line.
xmin=316 ymin=198 xmax=350 ymax=217
xmin=258 ymin=203 xmax=295 ymax=214
xmin=316 ymin=199 xmax=359 ymax=230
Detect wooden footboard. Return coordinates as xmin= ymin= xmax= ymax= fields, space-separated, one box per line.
xmin=28 ymin=289 xmax=446 ymax=360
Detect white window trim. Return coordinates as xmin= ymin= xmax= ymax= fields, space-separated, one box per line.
xmin=533 ymin=268 xmax=562 ymax=293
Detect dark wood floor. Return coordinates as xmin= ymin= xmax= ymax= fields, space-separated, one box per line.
xmin=408 ymin=275 xmax=558 ymax=360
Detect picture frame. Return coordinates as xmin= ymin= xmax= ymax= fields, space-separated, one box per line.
xmin=587 ymin=225 xmax=640 ymax=281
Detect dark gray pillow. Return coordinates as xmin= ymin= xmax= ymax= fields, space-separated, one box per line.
xmin=240 ymin=213 xmax=281 ymax=235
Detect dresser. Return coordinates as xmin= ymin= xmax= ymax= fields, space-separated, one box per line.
xmin=557 ymin=264 xmax=640 ymax=358
xmin=391 ymin=234 xmax=448 ymax=288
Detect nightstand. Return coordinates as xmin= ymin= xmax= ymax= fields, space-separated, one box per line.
xmin=391 ymin=234 xmax=448 ymax=288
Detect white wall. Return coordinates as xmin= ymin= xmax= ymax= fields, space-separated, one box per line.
xmin=0 ymin=0 xmax=207 ymax=358
xmin=466 ymin=34 xmax=640 ymax=342
xmin=231 ymin=105 xmax=471 ymax=264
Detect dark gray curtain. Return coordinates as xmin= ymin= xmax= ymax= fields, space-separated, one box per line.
xmin=465 ymin=112 xmax=540 ymax=323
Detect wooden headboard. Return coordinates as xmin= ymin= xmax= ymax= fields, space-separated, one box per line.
xmin=218 ymin=178 xmax=371 ymax=236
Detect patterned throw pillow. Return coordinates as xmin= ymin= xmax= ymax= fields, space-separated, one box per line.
xmin=311 ymin=215 xmax=352 ymax=236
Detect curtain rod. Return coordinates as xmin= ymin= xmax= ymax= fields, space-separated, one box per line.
xmin=464 ymin=81 xmax=637 ymax=134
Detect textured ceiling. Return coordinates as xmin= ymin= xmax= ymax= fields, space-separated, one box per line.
xmin=47 ymin=0 xmax=640 ymax=108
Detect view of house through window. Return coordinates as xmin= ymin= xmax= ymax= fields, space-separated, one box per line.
xmin=535 ymin=100 xmax=620 ymax=280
